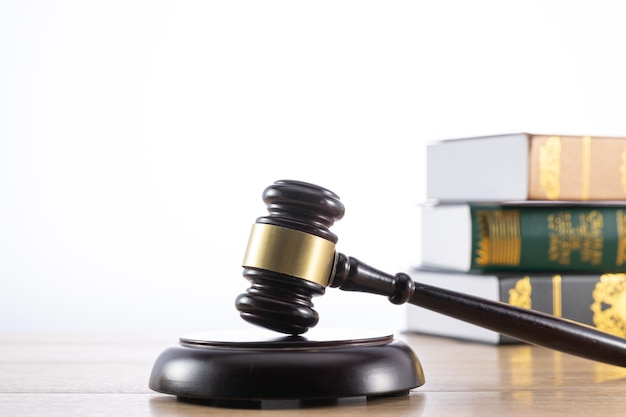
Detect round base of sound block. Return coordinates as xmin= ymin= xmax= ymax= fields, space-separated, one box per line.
xmin=149 ymin=328 xmax=425 ymax=404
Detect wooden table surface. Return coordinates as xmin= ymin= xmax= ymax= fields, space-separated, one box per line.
xmin=2 ymin=330 xmax=626 ymax=416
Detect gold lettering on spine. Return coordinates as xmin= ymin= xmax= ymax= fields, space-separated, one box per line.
xmin=539 ymin=136 xmax=562 ymax=200
xmin=508 ymin=276 xmax=532 ymax=309
xmin=552 ymin=275 xmax=563 ymax=317
xmin=620 ymin=146 xmax=626 ymax=192
xmin=591 ymin=274 xmax=626 ymax=337
xmin=617 ymin=210 xmax=626 ymax=266
xmin=582 ymin=136 xmax=592 ymax=200
xmin=547 ymin=210 xmax=604 ymax=267
xmin=475 ymin=210 xmax=521 ymax=267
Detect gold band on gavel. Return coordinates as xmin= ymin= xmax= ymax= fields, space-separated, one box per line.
xmin=242 ymin=223 xmax=336 ymax=287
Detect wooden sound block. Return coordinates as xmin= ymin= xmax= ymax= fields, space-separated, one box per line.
xmin=149 ymin=328 xmax=425 ymax=405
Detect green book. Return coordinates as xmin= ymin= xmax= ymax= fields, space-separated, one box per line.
xmin=405 ymin=268 xmax=626 ymax=344
xmin=420 ymin=203 xmax=626 ymax=273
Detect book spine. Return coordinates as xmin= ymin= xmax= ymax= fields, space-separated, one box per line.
xmin=499 ymin=274 xmax=626 ymax=343
xmin=528 ymin=135 xmax=626 ymax=200
xmin=469 ymin=205 xmax=626 ymax=272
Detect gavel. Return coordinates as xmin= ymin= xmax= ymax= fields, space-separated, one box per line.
xmin=235 ymin=179 xmax=626 ymax=368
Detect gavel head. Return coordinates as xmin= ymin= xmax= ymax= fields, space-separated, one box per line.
xmin=235 ymin=180 xmax=345 ymax=334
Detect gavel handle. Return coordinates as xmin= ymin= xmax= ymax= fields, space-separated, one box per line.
xmin=331 ymin=253 xmax=626 ymax=368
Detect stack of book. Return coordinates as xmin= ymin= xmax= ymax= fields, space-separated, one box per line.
xmin=406 ymin=133 xmax=626 ymax=344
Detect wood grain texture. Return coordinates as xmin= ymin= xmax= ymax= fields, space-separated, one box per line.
xmin=2 ymin=332 xmax=626 ymax=416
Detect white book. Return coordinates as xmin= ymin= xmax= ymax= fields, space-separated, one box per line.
xmin=426 ymin=133 xmax=626 ymax=202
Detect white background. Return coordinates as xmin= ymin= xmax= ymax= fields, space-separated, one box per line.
xmin=2 ymin=1 xmax=626 ymax=337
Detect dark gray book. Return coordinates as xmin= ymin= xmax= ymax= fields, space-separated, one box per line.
xmin=406 ymin=268 xmax=626 ymax=344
